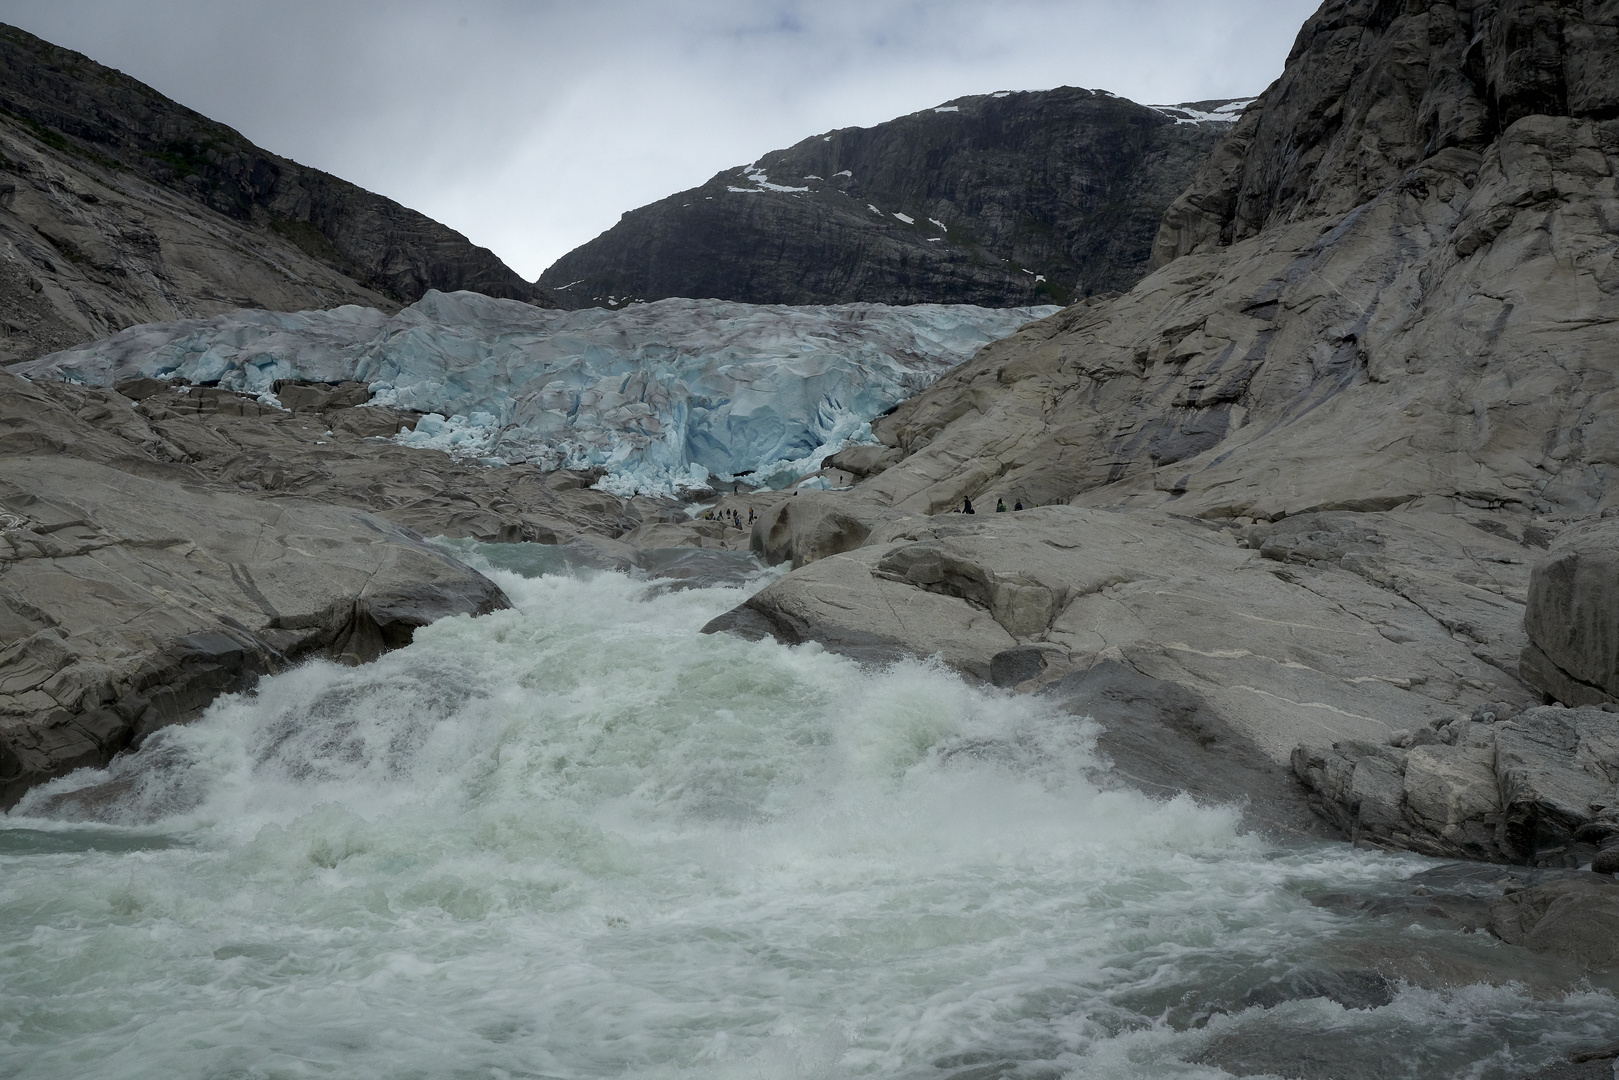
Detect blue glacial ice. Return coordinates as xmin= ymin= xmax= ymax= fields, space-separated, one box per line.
xmin=19 ymin=291 xmax=1058 ymax=495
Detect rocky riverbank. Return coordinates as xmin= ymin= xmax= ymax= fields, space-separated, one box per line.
xmin=0 ymin=365 xmax=703 ymax=807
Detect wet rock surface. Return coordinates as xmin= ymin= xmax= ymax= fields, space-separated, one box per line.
xmin=1194 ymin=863 xmax=1619 ymax=1080
xmin=1522 ymin=1044 xmax=1619 ymax=1080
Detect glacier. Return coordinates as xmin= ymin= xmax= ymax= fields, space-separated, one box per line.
xmin=19 ymin=291 xmax=1057 ymax=495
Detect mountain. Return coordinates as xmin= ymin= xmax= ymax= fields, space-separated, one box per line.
xmin=538 ymin=89 xmax=1249 ymax=308
xmin=0 ymin=23 xmax=546 ymax=366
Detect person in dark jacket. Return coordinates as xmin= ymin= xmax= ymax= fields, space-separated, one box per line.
xmin=1014 ymin=500 xmax=1024 ymax=511
xmin=962 ymin=497 xmax=975 ymax=515
xmin=996 ymin=498 xmax=1007 ymax=513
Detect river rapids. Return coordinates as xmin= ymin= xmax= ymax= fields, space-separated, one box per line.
xmin=2 ymin=547 xmax=1615 ymax=1079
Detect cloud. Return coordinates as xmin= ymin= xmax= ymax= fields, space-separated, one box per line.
xmin=0 ymin=0 xmax=1320 ymax=279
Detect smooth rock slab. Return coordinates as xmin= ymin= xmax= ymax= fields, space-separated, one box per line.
xmin=0 ymin=453 xmax=507 ymax=808
xmin=707 ymin=506 xmax=1528 ymax=817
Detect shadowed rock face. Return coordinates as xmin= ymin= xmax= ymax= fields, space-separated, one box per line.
xmin=538 ymin=88 xmax=1244 ymax=308
xmin=0 ymin=22 xmax=545 ymax=367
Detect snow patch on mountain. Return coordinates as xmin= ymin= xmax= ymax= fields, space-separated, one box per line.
xmin=22 ymin=291 xmax=1057 ymax=496
xmin=1149 ymin=100 xmax=1254 ymax=124
xmin=728 ymin=164 xmax=810 ymax=194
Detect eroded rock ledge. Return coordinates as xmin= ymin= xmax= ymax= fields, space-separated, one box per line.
xmin=705 ymin=501 xmax=1552 ymax=835
xmin=0 ymin=370 xmax=515 ymax=807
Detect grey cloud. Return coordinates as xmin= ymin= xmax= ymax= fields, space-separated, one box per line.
xmin=0 ymin=0 xmax=1319 ymax=278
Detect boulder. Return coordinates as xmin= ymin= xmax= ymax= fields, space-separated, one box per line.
xmin=1495 ymin=706 xmax=1619 ymax=858
xmin=1293 ymin=705 xmax=1619 ymax=864
xmin=1522 ymin=520 xmax=1619 ymax=706
xmin=823 ymin=444 xmax=902 ymax=479
xmin=750 ymin=493 xmax=874 ymax=568
xmin=272 ymin=380 xmax=373 ymax=413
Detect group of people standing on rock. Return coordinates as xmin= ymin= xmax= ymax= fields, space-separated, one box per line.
xmin=703 ymin=506 xmax=755 ymax=529
xmin=959 ymin=496 xmax=1023 ymax=515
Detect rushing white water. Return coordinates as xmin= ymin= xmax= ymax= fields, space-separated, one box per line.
xmin=2 ymin=552 xmax=1615 ymax=1079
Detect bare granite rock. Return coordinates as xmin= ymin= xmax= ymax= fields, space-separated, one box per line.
xmin=707 ymin=506 xmax=1533 ymax=818
xmin=846 ymin=2 xmax=1619 ymax=530
xmin=14 ymin=374 xmax=674 ymax=546
xmin=0 ymin=384 xmax=511 ymax=807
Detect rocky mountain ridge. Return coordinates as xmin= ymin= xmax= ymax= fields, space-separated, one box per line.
xmin=0 ymin=22 xmax=546 ymax=367
xmin=539 ymin=88 xmax=1248 ymax=308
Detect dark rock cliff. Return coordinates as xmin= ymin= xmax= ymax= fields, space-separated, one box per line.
xmin=0 ymin=22 xmax=547 ymax=365
xmin=539 ymin=89 xmax=1248 ymax=308
xmin=1154 ymin=0 xmax=1619 ymax=263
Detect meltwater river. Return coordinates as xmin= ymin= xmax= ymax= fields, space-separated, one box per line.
xmin=3 ymin=547 xmax=1616 ymax=1079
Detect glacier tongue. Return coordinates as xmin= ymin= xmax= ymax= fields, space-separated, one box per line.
xmin=21 ymin=291 xmax=1057 ymax=495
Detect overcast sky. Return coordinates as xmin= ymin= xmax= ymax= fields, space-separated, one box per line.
xmin=0 ymin=1 xmax=1319 ymax=279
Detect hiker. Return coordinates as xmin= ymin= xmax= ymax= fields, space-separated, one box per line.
xmin=1014 ymin=499 xmax=1023 ymax=511
xmin=963 ymin=497 xmax=975 ymax=515
xmin=996 ymin=498 xmax=1006 ymax=513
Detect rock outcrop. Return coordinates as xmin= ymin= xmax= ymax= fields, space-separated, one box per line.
xmin=0 ymin=370 xmax=512 ymax=808
xmin=0 ymin=23 xmax=546 ymax=367
xmin=706 ymin=503 xmax=1537 ymax=821
xmin=1522 ymin=518 xmax=1619 ymax=706
xmin=14 ymin=373 xmax=675 ymax=547
xmin=1293 ymin=703 xmax=1619 ymax=864
xmin=538 ymin=89 xmax=1246 ymax=308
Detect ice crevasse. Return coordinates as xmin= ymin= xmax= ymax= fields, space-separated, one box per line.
xmin=22 ymin=291 xmax=1058 ymax=496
